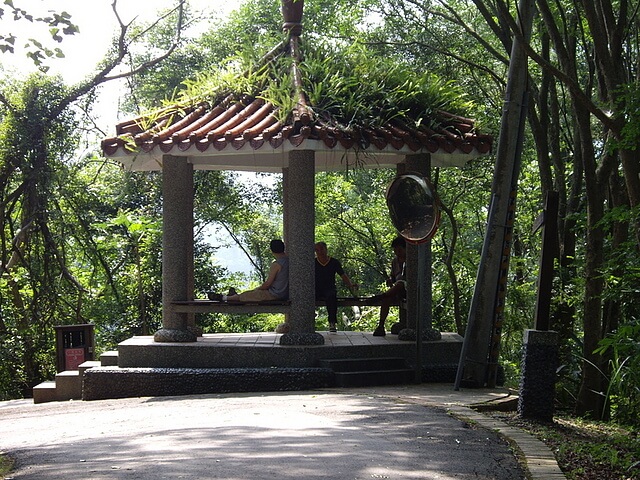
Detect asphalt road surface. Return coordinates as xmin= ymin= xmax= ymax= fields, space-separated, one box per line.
xmin=0 ymin=388 xmax=526 ymax=479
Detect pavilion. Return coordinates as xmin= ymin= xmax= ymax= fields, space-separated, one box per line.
xmin=100 ymin=0 xmax=492 ymax=349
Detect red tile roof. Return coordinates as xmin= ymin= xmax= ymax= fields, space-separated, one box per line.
xmin=101 ymin=12 xmax=491 ymax=172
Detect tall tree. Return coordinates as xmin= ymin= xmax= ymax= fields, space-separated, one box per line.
xmin=507 ymin=0 xmax=640 ymax=418
xmin=0 ymin=0 xmax=189 ymax=397
xmin=372 ymin=0 xmax=640 ymax=418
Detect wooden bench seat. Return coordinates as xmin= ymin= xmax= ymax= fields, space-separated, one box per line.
xmin=171 ymin=297 xmax=403 ymax=314
xmin=171 ymin=300 xmax=291 ymax=314
xmin=317 ymin=297 xmax=403 ymax=307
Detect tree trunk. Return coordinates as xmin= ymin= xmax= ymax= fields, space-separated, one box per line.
xmin=574 ymin=102 xmax=607 ymax=418
xmin=440 ymin=202 xmax=464 ymax=335
xmin=457 ymin=0 xmax=536 ymax=388
xmin=618 ymin=148 xmax=640 ymax=245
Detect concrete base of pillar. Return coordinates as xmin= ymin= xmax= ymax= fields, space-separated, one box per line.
xmin=279 ymin=332 xmax=325 ymax=345
xmin=154 ymin=328 xmax=197 ymax=343
xmin=116 ymin=332 xmax=463 ymax=369
xmin=398 ymin=328 xmax=442 ymax=342
xmin=518 ymin=329 xmax=558 ymax=422
xmin=187 ymin=325 xmax=203 ymax=337
xmin=390 ymin=321 xmax=406 ymax=334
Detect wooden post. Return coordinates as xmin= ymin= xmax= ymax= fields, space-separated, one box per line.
xmin=457 ymin=0 xmax=536 ymax=388
xmin=533 ymin=191 xmax=559 ymax=331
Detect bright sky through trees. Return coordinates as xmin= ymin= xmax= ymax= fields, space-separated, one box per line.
xmin=1 ymin=0 xmax=254 ymax=274
xmin=1 ymin=0 xmax=241 ymax=130
xmin=2 ymin=0 xmax=240 ymax=81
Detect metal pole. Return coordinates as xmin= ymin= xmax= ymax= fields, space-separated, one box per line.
xmin=415 ymin=243 xmax=425 ymax=383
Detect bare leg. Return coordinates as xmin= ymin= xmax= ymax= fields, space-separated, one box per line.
xmin=373 ymin=282 xmax=405 ymax=336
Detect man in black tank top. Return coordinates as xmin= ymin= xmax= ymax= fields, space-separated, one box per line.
xmin=314 ymin=242 xmax=357 ymax=332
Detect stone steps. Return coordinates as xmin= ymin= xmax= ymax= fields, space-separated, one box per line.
xmin=320 ymin=357 xmax=415 ymax=387
xmin=30 ymin=333 xmax=462 ymax=401
xmin=32 ymin=352 xmax=118 ymax=404
xmin=82 ymin=366 xmax=335 ymax=400
xmin=32 ymin=381 xmax=58 ymax=404
xmin=99 ymin=350 xmax=119 ymax=366
xmin=33 ymin=370 xmax=83 ymax=404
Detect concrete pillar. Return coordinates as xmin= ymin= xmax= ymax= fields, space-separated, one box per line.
xmin=280 ymin=150 xmax=324 ymax=345
xmin=283 ymin=167 xmax=290 ymax=248
xmin=518 ymin=329 xmax=559 ymax=421
xmin=155 ymin=155 xmax=197 ymax=343
xmin=280 ymin=167 xmax=291 ymax=327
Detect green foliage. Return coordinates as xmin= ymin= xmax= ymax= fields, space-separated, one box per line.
xmin=0 ymin=75 xmax=81 ymax=398
xmin=430 ymin=161 xmax=493 ymax=334
xmin=0 ymin=451 xmax=14 ymax=478
xmin=128 ymin=6 xmax=474 ymax=132
xmin=0 ymin=328 xmax=27 ymax=399
xmin=123 ymin=0 xmax=373 ymax=112
xmin=595 ymin=320 xmax=640 ymax=427
xmin=614 ymin=83 xmax=640 ymax=150
xmin=497 ymin=412 xmax=640 ymax=479
xmin=178 ymin=49 xmax=277 ymax=105
xmin=301 ymin=42 xmax=474 ymax=128
xmin=200 ymin=312 xmax=285 ymax=334
xmin=315 ymin=169 xmax=398 ymax=292
xmin=0 ymin=2 xmax=79 ymax=70
xmin=189 ymin=39 xmax=472 ymax=129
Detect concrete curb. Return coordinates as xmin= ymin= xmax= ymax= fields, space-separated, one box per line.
xmin=446 ymin=405 xmax=566 ymax=479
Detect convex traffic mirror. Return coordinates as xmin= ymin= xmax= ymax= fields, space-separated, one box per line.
xmin=386 ymin=173 xmax=441 ymax=243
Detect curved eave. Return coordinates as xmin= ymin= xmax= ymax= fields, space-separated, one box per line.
xmin=102 ymin=96 xmax=492 ymax=171
xmin=105 ymin=139 xmax=487 ymax=173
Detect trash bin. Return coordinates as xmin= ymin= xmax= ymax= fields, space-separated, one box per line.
xmin=54 ymin=324 xmax=95 ymax=372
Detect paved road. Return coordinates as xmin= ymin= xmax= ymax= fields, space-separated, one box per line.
xmin=0 ymin=386 xmax=527 ymax=479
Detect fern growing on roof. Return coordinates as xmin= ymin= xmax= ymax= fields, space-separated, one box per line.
xmin=150 ymin=37 xmax=474 ymax=133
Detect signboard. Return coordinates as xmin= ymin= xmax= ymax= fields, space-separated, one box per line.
xmin=64 ymin=348 xmax=85 ymax=370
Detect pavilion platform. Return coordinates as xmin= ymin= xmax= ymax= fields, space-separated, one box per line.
xmin=80 ymin=331 xmax=463 ymax=401
xmin=115 ymin=330 xmax=462 ymax=368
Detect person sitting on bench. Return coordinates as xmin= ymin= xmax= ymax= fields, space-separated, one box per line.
xmin=369 ymin=236 xmax=406 ymax=336
xmin=314 ymin=241 xmax=358 ymax=333
xmin=211 ymin=239 xmax=289 ymax=303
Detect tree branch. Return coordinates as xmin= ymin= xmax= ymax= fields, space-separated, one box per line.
xmin=51 ymin=0 xmax=187 ymax=118
xmin=218 ymin=221 xmax=264 ymax=278
xmin=496 ymin=1 xmax=616 ymax=131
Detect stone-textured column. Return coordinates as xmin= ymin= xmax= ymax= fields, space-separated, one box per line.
xmin=282 ymin=167 xmax=290 ymax=248
xmin=155 ymin=155 xmax=197 ymax=343
xmin=518 ymin=329 xmax=559 ymax=421
xmin=186 ymin=234 xmax=197 ymax=334
xmin=280 ymin=150 xmax=324 ymax=345
xmin=405 ymin=240 xmax=419 ymax=331
xmin=280 ymin=167 xmax=291 ymax=327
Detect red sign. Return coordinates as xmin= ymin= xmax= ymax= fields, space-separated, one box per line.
xmin=65 ymin=348 xmax=85 ymax=370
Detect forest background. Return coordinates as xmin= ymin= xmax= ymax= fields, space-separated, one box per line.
xmin=0 ymin=0 xmax=639 ymax=435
